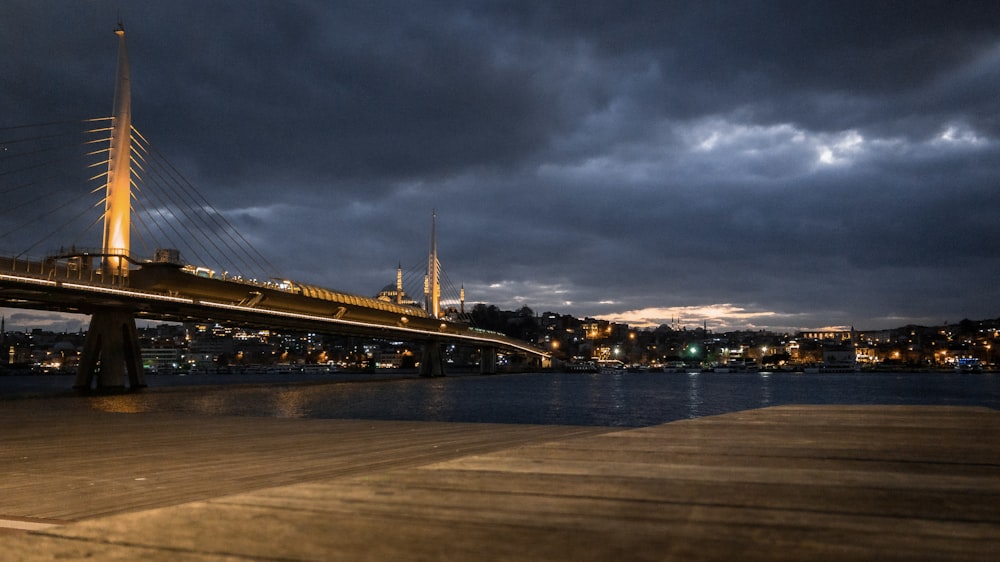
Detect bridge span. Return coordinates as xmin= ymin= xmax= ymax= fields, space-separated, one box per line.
xmin=0 ymin=253 xmax=550 ymax=389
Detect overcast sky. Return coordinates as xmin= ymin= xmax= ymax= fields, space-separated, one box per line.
xmin=2 ymin=1 xmax=999 ymax=332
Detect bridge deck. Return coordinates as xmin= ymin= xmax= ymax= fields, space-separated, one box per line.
xmin=0 ymin=401 xmax=996 ymax=560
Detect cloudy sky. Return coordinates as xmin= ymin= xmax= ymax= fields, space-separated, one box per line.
xmin=2 ymin=1 xmax=999 ymax=332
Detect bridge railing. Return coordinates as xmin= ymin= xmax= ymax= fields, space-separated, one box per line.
xmin=0 ymin=252 xmax=131 ymax=287
xmin=0 ymin=252 xmax=551 ymax=360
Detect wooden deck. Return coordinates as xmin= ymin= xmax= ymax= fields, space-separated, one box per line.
xmin=0 ymin=401 xmax=996 ymax=560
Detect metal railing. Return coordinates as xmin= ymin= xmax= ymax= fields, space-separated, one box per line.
xmin=0 ymin=252 xmax=131 ymax=287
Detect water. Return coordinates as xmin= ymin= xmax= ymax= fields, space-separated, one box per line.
xmin=4 ymin=371 xmax=997 ymax=426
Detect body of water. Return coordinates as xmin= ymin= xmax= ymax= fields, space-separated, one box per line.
xmin=4 ymin=370 xmax=997 ymax=426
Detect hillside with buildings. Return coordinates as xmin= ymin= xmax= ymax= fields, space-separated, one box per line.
xmin=2 ymin=309 xmax=996 ymax=375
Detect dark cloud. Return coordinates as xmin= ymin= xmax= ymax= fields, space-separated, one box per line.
xmin=2 ymin=0 xmax=998 ymax=331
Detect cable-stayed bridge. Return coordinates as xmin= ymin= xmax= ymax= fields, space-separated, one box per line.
xmin=0 ymin=24 xmax=549 ymax=390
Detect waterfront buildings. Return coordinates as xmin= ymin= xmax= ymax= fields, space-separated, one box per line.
xmin=1 ymin=315 xmax=997 ymax=374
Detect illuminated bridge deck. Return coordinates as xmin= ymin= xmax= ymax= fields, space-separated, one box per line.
xmin=0 ymin=257 xmax=548 ymax=360
xmin=0 ymin=401 xmax=996 ymax=560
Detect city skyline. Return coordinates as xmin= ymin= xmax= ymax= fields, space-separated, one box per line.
xmin=3 ymin=1 xmax=999 ymax=332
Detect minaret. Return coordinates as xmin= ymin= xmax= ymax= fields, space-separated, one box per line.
xmin=395 ymin=263 xmax=403 ymax=305
xmin=102 ymin=21 xmax=132 ymax=277
xmin=427 ymin=211 xmax=441 ymax=319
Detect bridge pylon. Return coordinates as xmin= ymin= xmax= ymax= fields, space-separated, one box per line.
xmin=74 ymin=307 xmax=146 ymax=392
xmin=102 ymin=21 xmax=132 ymax=277
xmin=424 ymin=211 xmax=442 ymax=319
xmin=74 ymin=23 xmax=145 ymax=392
xmin=418 ymin=340 xmax=446 ymax=377
xmin=480 ymin=346 xmax=498 ymax=375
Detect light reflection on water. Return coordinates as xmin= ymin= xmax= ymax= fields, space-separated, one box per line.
xmin=545 ymin=375 xmax=563 ymax=421
xmin=687 ymin=372 xmax=702 ymax=419
xmin=760 ymin=372 xmax=772 ymax=407
xmin=87 ymin=395 xmax=150 ymax=414
xmin=14 ymin=371 xmax=1000 ymax=427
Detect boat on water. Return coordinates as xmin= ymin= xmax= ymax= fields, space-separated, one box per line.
xmin=712 ymin=360 xmax=758 ymax=373
xmin=563 ymin=359 xmax=633 ymax=374
xmin=597 ymin=359 xmax=625 ymax=373
xmin=564 ymin=360 xmax=599 ymax=373
xmin=660 ymin=361 xmax=689 ymax=373
xmin=955 ymin=358 xmax=983 ymax=373
xmin=803 ymin=363 xmax=858 ymax=374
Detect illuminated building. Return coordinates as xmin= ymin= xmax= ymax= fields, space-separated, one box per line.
xmin=376 ymin=264 xmax=419 ymax=306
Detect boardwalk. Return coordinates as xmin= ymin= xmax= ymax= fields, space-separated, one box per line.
xmin=0 ymin=400 xmax=997 ymax=560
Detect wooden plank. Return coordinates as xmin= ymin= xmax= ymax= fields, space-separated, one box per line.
xmin=1 ymin=404 xmax=997 ymax=561
xmin=0 ymin=401 xmax=608 ymax=520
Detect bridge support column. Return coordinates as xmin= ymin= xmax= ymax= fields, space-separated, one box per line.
xmin=419 ymin=341 xmax=445 ymax=377
xmin=540 ymin=355 xmax=553 ymax=370
xmin=75 ymin=308 xmax=146 ymax=392
xmin=480 ymin=347 xmax=498 ymax=375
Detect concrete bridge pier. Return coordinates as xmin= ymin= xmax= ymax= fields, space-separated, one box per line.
xmin=418 ymin=341 xmax=445 ymax=377
xmin=75 ymin=308 xmax=146 ymax=392
xmin=537 ymin=354 xmax=552 ymax=371
xmin=479 ymin=347 xmax=498 ymax=375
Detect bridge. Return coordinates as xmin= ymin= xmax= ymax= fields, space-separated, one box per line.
xmin=0 ymin=24 xmax=549 ymax=390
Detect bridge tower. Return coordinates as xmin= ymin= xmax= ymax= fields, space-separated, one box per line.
xmin=75 ymin=22 xmax=144 ymax=392
xmin=102 ymin=21 xmax=132 ymax=278
xmin=425 ymin=211 xmax=441 ymax=319
xmin=419 ymin=212 xmax=446 ymax=376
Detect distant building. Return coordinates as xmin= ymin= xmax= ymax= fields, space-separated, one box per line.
xmin=821 ymin=345 xmax=857 ymax=371
xmin=375 ymin=283 xmax=419 ymax=307
xmin=375 ymin=264 xmax=420 ymax=307
xmin=141 ymin=347 xmax=184 ymax=371
xmin=801 ymin=330 xmax=853 ymax=342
